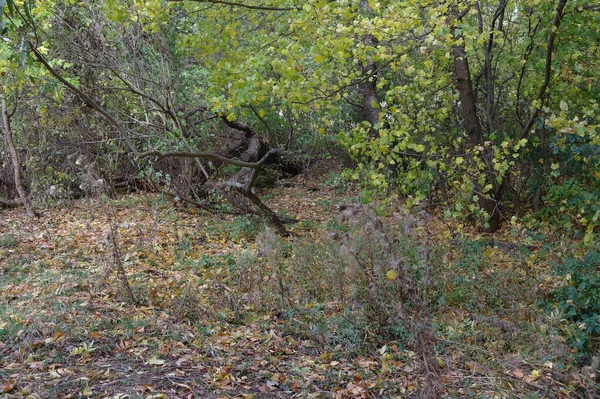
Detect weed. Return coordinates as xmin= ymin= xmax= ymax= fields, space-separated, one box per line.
xmin=438 ymin=240 xmax=537 ymax=317
xmin=248 ymin=206 xmax=442 ymax=396
xmin=206 ymin=214 xmax=264 ymax=242
xmin=227 ymin=214 xmax=263 ymax=241
xmin=297 ymin=219 xmax=318 ymax=230
xmin=2 ymin=256 xmax=31 ymax=277
xmin=178 ymin=233 xmax=194 ymax=253
xmin=323 ymin=171 xmax=348 ymax=192
xmin=316 ymin=199 xmax=332 ymax=209
xmin=192 ymin=254 xmax=216 ymax=270
xmin=0 ymin=233 xmax=19 ymax=248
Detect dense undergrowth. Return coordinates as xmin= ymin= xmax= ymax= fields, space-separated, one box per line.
xmin=0 ymin=175 xmax=599 ymax=398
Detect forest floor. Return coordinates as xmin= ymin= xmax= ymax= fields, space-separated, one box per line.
xmin=0 ymin=170 xmax=597 ymax=398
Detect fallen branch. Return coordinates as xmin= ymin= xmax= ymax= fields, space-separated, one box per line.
xmin=158 ymin=189 xmax=247 ymax=215
xmin=138 ymin=147 xmax=282 ymax=170
xmin=29 ymin=42 xmax=290 ymax=234
xmin=240 ymin=189 xmax=289 ymax=236
xmin=0 ymin=199 xmax=21 ymax=208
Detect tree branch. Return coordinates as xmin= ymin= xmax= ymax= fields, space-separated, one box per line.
xmin=28 ymin=44 xmax=141 ymax=156
xmin=168 ymin=0 xmax=298 ymax=11
xmin=138 ymin=147 xmax=283 ymax=168
xmin=108 ymin=68 xmax=172 ymax=118
xmin=520 ymin=0 xmax=568 ymax=139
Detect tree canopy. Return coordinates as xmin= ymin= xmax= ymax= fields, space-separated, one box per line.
xmin=1 ymin=0 xmax=599 ymax=239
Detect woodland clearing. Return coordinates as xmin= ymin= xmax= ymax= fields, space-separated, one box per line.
xmin=1 ymin=172 xmax=597 ymax=398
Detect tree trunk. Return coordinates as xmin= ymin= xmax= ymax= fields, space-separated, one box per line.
xmin=1 ymin=99 xmax=36 ymax=218
xmin=452 ymin=28 xmax=500 ymax=232
xmin=358 ymin=0 xmax=381 ymax=137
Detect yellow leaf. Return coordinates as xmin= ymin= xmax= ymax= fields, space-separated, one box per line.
xmin=313 ymin=54 xmax=326 ymax=63
xmin=530 ymin=369 xmax=542 ymax=381
xmin=386 ymin=270 xmax=398 ymax=281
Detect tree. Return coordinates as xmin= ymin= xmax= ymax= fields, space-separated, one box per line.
xmin=0 ymin=2 xmax=41 ymax=217
xmin=2 ymin=0 xmax=599 ymax=238
xmin=337 ymin=0 xmax=599 ymax=235
xmin=1 ymin=98 xmax=36 ymax=217
xmin=3 ymin=0 xmax=297 ymax=233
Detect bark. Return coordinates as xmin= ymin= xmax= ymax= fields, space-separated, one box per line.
xmin=241 ymin=189 xmax=289 ymax=236
xmin=240 ymin=135 xmax=263 ymax=162
xmin=358 ymin=0 xmax=381 ymax=137
xmin=1 ymin=99 xmax=36 ymax=218
xmin=482 ymin=1 xmax=508 ymax=133
xmin=452 ymin=22 xmax=500 ymax=233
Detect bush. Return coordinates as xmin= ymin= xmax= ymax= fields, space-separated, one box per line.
xmin=248 ymin=205 xmax=443 ymax=396
xmin=542 ymin=250 xmax=600 ymax=352
xmin=542 ymin=179 xmax=600 ymax=244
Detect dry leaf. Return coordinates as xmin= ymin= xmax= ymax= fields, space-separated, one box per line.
xmin=1 ymin=379 xmax=16 ymax=393
xmin=146 ymin=357 xmax=166 ymax=366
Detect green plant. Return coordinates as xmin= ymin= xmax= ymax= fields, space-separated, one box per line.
xmin=226 ymin=215 xmax=263 ymax=241
xmin=542 ymin=250 xmax=600 ymax=352
xmin=541 ymin=179 xmax=600 ymax=244
xmin=0 ymin=234 xmax=19 ymax=248
xmin=323 ymin=171 xmax=348 ymax=192
xmin=297 ymin=219 xmax=318 ymax=231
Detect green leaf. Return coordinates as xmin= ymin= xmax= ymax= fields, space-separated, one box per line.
xmin=7 ymin=0 xmax=14 ymax=17
xmin=313 ymin=54 xmax=326 ymax=63
xmin=23 ymin=0 xmax=32 ymax=23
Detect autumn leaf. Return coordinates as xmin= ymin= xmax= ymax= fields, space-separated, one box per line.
xmin=385 ymin=270 xmax=398 ymax=281
xmin=1 ymin=379 xmax=16 ymax=393
xmin=512 ymin=368 xmax=524 ymax=379
xmin=146 ymin=357 xmax=166 ymax=366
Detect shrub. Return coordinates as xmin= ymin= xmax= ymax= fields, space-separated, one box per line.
xmin=249 ymin=205 xmax=442 ymax=396
xmin=542 ymin=250 xmax=600 ymax=352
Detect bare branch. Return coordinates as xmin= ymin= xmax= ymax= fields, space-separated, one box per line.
xmin=138 ymin=147 xmax=283 ymax=169
xmin=168 ymin=0 xmax=298 ymax=11
xmin=28 ymin=44 xmax=141 ymax=156
xmin=108 ymin=69 xmax=172 ymax=117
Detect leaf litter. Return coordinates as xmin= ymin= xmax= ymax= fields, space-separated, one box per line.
xmin=0 ymin=176 xmax=593 ymax=398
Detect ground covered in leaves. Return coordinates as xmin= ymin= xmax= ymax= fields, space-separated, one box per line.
xmin=0 ymin=174 xmax=597 ymax=398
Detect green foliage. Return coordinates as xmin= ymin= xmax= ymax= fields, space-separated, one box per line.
xmin=209 ymin=214 xmax=264 ymax=242
xmin=542 ymin=251 xmax=600 ymax=352
xmin=0 ymin=233 xmax=19 ymax=248
xmin=2 ymin=0 xmax=600 ymax=241
xmin=438 ymin=241 xmax=536 ymax=315
xmin=322 ymin=171 xmax=349 ymax=192
xmin=542 ymin=179 xmax=600 ymax=244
